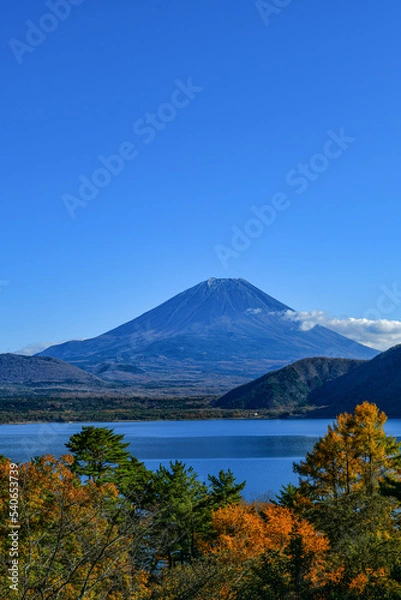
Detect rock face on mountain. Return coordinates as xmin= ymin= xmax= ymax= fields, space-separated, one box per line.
xmin=308 ymin=344 xmax=401 ymax=417
xmin=215 ymin=357 xmax=365 ymax=411
xmin=0 ymin=354 xmax=106 ymax=389
xmin=38 ymin=278 xmax=377 ymax=393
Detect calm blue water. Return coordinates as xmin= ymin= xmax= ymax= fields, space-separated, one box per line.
xmin=1 ymin=419 xmax=401 ymax=499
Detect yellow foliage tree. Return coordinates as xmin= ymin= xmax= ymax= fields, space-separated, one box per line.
xmin=294 ymin=402 xmax=401 ymax=501
xmin=0 ymin=455 xmax=151 ymax=599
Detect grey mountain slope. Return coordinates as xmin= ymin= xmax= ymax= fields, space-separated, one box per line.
xmin=0 ymin=354 xmax=106 ymax=386
xmin=215 ymin=357 xmax=365 ymax=410
xmin=38 ymin=278 xmax=378 ymax=392
xmin=309 ymin=344 xmax=401 ymax=417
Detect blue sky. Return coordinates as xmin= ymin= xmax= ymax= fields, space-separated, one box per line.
xmin=1 ymin=0 xmax=401 ymax=353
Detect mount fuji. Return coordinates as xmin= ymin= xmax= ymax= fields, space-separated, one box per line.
xmin=38 ymin=278 xmax=378 ymax=393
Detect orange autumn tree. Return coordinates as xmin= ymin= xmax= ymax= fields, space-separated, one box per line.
xmin=203 ymin=502 xmax=329 ymax=598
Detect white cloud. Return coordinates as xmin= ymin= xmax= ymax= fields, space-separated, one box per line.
xmin=284 ymin=310 xmax=401 ymax=351
xmin=15 ymin=342 xmax=59 ymax=356
xmin=15 ymin=337 xmax=88 ymax=356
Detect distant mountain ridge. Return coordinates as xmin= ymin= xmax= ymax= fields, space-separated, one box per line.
xmin=215 ymin=357 xmax=365 ymax=411
xmin=38 ymin=278 xmax=378 ymax=393
xmin=309 ymin=344 xmax=401 ymax=417
xmin=216 ymin=344 xmax=401 ymax=417
xmin=0 ymin=354 xmax=107 ymax=392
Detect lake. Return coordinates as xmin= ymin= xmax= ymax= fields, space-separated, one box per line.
xmin=2 ymin=419 xmax=401 ymax=499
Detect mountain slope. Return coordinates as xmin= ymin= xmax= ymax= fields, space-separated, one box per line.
xmin=0 ymin=354 xmax=106 ymax=388
xmin=215 ymin=357 xmax=365 ymax=411
xmin=309 ymin=344 xmax=401 ymax=417
xmin=38 ymin=278 xmax=378 ymax=393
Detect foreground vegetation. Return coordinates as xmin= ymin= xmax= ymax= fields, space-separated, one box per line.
xmin=1 ymin=402 xmax=401 ymax=598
